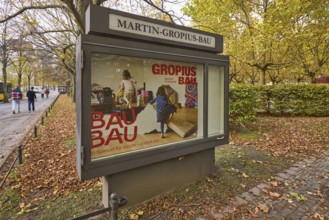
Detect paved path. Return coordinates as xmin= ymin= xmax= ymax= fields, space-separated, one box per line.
xmin=206 ymin=151 xmax=329 ymax=219
xmin=0 ymin=91 xmax=59 ymax=168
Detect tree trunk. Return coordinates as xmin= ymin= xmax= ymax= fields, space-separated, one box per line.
xmin=2 ymin=67 xmax=9 ymax=103
xmin=76 ymin=0 xmax=93 ymax=33
xmin=260 ymin=69 xmax=266 ymax=85
xmin=72 ymin=75 xmax=76 ymax=102
xmin=2 ymin=46 xmax=9 ymax=103
xmin=18 ymin=72 xmax=22 ymax=89
xmin=66 ymin=79 xmax=71 ymax=97
xmin=28 ymin=75 xmax=31 ymax=91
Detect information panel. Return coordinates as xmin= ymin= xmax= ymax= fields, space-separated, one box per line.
xmin=90 ymin=53 xmax=204 ymax=160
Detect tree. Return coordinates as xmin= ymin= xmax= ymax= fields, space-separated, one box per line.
xmin=0 ymin=0 xmax=187 ymax=100
xmin=0 ymin=1 xmax=91 ymax=99
xmin=0 ymin=1 xmax=17 ymax=103
xmin=184 ymin=0 xmax=294 ymax=85
xmin=183 ymin=0 xmax=329 ymax=85
xmin=0 ymin=21 xmax=12 ymax=102
xmin=23 ymin=4 xmax=77 ymax=84
xmin=10 ymin=33 xmax=34 ymax=88
xmin=290 ymin=0 xmax=329 ymax=83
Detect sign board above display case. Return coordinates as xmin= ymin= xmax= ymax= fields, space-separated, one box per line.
xmin=85 ymin=5 xmax=223 ymax=53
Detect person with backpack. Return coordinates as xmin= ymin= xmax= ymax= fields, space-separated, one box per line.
xmin=149 ymin=86 xmax=176 ymax=138
xmin=11 ymin=85 xmax=23 ymax=114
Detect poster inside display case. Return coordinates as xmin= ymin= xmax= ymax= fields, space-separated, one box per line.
xmin=90 ymin=53 xmax=204 ymax=160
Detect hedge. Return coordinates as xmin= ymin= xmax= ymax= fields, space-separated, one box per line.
xmin=229 ymin=84 xmax=329 ymax=124
xmin=229 ymin=84 xmax=258 ymax=125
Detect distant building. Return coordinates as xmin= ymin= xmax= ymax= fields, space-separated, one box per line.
xmin=316 ymin=75 xmax=329 ymax=84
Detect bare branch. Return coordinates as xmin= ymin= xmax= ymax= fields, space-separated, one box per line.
xmin=31 ymin=30 xmax=75 ymax=35
xmin=0 ymin=5 xmax=65 ymax=24
xmin=142 ymin=0 xmax=175 ymax=23
xmin=60 ymin=0 xmax=85 ymax=33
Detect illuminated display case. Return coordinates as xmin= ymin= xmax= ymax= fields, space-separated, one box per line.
xmin=76 ymin=6 xmax=229 ymax=181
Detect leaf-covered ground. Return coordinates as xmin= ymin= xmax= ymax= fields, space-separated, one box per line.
xmin=1 ymin=96 xmax=328 ymax=219
xmin=0 ymin=95 xmax=101 ymax=219
xmin=231 ymin=116 xmax=329 ymax=159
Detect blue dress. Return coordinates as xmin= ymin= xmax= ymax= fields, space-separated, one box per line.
xmin=149 ymin=96 xmax=176 ymax=123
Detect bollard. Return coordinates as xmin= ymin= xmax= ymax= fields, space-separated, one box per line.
xmin=109 ymin=193 xmax=128 ymax=220
xmin=18 ymin=145 xmax=23 ymax=164
xmin=34 ymin=125 xmax=37 ymax=137
xmin=41 ymin=116 xmax=44 ymax=125
xmin=68 ymin=193 xmax=127 ymax=220
xmin=110 ymin=193 xmax=119 ymax=220
xmin=46 ymin=111 xmax=48 ymax=117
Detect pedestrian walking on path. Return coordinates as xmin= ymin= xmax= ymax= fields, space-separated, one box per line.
xmin=41 ymin=87 xmax=45 ymax=98
xmin=11 ymin=85 xmax=22 ymax=114
xmin=26 ymin=86 xmax=37 ymax=112
xmin=45 ymin=88 xmax=50 ymax=98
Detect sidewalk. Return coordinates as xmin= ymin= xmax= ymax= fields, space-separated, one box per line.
xmin=207 ymin=151 xmax=329 ymax=219
xmin=0 ymin=91 xmax=59 ymax=168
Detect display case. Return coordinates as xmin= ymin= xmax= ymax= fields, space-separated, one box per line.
xmin=76 ymin=6 xmax=229 ymax=184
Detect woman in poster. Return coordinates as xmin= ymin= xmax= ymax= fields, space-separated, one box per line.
xmin=149 ymin=86 xmax=176 ymax=138
xmin=119 ymin=70 xmax=136 ymax=108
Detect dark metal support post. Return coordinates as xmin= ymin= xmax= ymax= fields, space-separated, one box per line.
xmin=41 ymin=116 xmax=44 ymax=125
xmin=18 ymin=145 xmax=23 ymax=164
xmin=69 ymin=193 xmax=127 ymax=220
xmin=34 ymin=126 xmax=37 ymax=137
xmin=110 ymin=193 xmax=119 ymax=220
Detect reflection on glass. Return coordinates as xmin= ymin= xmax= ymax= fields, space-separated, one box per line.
xmin=208 ymin=65 xmax=225 ymax=136
xmin=90 ymin=53 xmax=204 ymax=160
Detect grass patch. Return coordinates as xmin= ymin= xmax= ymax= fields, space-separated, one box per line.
xmin=0 ymin=142 xmax=293 ymax=220
xmin=0 ymin=188 xmax=21 ymax=219
xmin=196 ymin=145 xmax=291 ymax=202
xmin=63 ymin=136 xmax=76 ymax=148
xmin=231 ymin=128 xmax=262 ymax=141
xmin=118 ymin=144 xmax=292 ymax=219
xmin=239 ymin=130 xmax=261 ymax=140
xmin=33 ymin=186 xmax=102 ymax=220
xmin=4 ymin=96 xmax=321 ymax=220
xmin=213 ymin=145 xmax=291 ymax=197
xmin=0 ymin=185 xmax=102 ymax=220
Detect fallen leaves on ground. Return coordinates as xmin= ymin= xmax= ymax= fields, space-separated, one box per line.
xmin=2 ymin=97 xmax=329 ymax=220
xmin=8 ymin=96 xmax=99 ymax=209
xmin=231 ymin=116 xmax=329 ymax=159
xmin=257 ymin=203 xmax=269 ymax=213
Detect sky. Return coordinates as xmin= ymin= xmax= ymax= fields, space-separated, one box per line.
xmin=107 ymin=0 xmax=191 ymax=26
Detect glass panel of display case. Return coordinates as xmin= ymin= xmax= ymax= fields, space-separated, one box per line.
xmin=208 ymin=65 xmax=225 ymax=136
xmin=90 ymin=53 xmax=204 ymax=160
